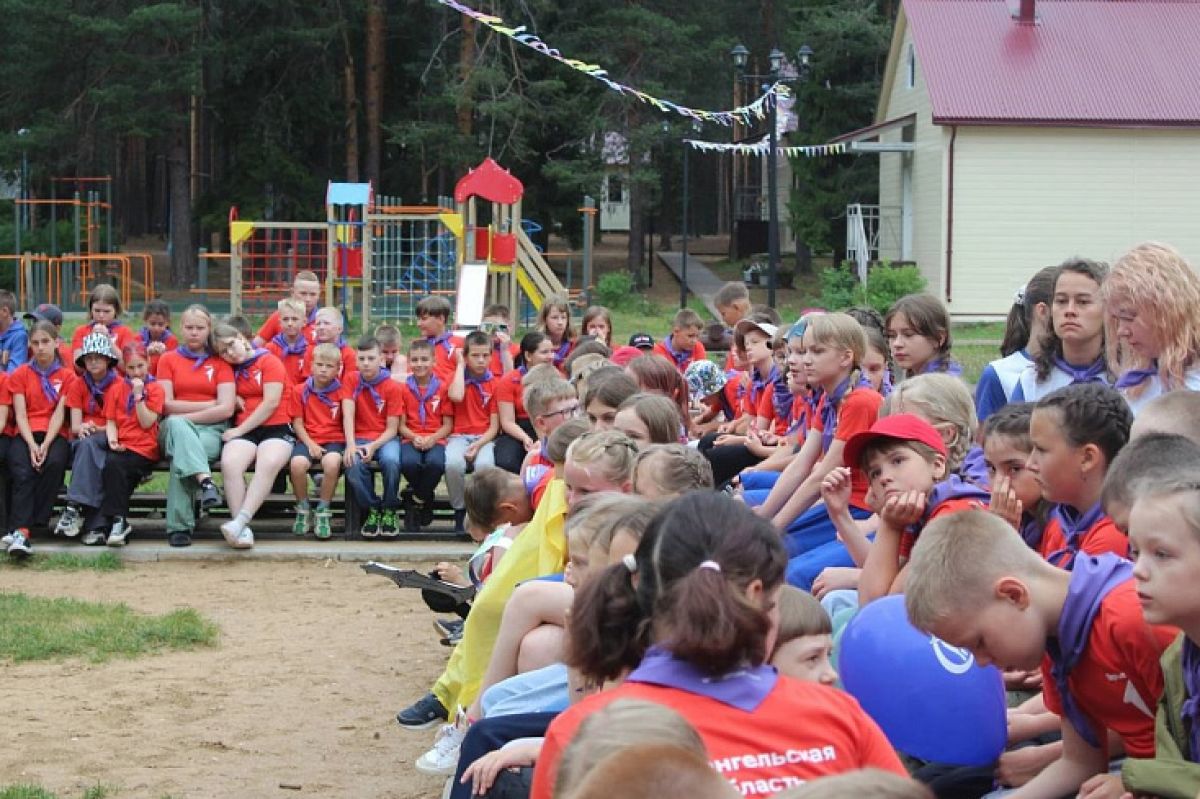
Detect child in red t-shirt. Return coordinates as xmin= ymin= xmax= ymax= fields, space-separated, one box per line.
xmin=446 ymin=332 xmax=500 ymax=532
xmin=416 ymin=295 xmax=464 ymax=381
xmin=398 ymin=340 xmax=453 ymax=531
xmin=213 ymin=323 xmax=294 ymax=550
xmin=375 ymin=323 xmax=409 ymax=383
xmin=65 ymin=332 xmax=122 ymax=441
xmin=905 ymin=510 xmax=1176 ymax=799
xmin=652 ymin=308 xmax=708 ymax=374
xmin=300 ymin=307 xmax=356 ymax=380
xmin=4 ymin=320 xmax=73 ymax=557
xmin=538 ymin=295 xmax=576 ymax=373
xmin=139 ymin=299 xmax=178 ymax=376
xmin=1026 ymin=383 xmax=1132 ymax=569
xmin=252 ymin=269 xmax=321 ymax=348
xmin=264 ymin=298 xmax=308 ymax=385
xmin=344 ymin=335 xmax=405 ymax=538
xmin=495 ymin=332 xmax=557 ymax=474
xmin=482 ymin=303 xmax=519 ymax=377
xmin=289 ymin=343 xmax=351 ymax=539
xmin=70 ymin=283 xmax=137 ymax=364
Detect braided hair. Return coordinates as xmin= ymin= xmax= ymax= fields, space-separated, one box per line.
xmin=1035 ymin=383 xmax=1132 ymax=466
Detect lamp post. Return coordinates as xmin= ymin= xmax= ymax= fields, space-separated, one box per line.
xmin=17 ymin=128 xmax=29 ymax=232
xmin=730 ymin=44 xmax=812 ymax=308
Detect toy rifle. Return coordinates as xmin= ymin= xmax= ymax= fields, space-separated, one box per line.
xmin=359 ymin=561 xmax=477 ymax=605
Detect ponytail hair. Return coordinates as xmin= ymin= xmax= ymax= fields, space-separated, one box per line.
xmin=515 ymin=331 xmax=547 ymax=369
xmin=567 ymin=492 xmax=786 ymax=683
xmin=1000 ymin=266 xmax=1057 ymax=357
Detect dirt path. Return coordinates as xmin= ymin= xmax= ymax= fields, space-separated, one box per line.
xmin=1 ymin=561 xmax=452 ymax=798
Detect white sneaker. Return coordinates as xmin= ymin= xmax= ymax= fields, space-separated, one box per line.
xmin=82 ymin=529 xmax=107 ymax=546
xmin=106 ymin=518 xmax=131 ymax=548
xmin=6 ymin=531 xmax=32 ymax=557
xmin=55 ymin=505 xmax=83 ymax=538
xmin=221 ymin=520 xmax=255 ymax=549
xmin=1 ymin=532 xmax=14 ymax=547
xmin=414 ymin=714 xmax=468 ymax=776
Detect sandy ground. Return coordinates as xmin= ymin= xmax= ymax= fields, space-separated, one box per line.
xmin=0 ymin=560 xmax=454 ymax=798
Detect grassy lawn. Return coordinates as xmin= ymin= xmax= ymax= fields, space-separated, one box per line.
xmin=0 ymin=787 xmax=123 ymax=799
xmin=0 ymin=593 xmax=217 ymax=663
xmin=0 ymin=551 xmax=123 ymax=572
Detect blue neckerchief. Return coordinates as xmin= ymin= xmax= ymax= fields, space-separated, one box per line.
xmin=354 ymin=368 xmax=392 ymax=407
xmin=628 ymin=647 xmax=778 ymax=712
xmin=30 ymin=358 xmax=64 ymax=404
xmin=1046 ymin=502 xmax=1109 ymax=570
xmin=523 ymin=464 xmax=550 ymax=497
xmin=913 ymin=475 xmax=991 ymax=535
xmin=960 ymin=445 xmax=991 ymax=489
xmin=663 ymin=337 xmax=692 ymax=369
xmin=83 ymin=370 xmax=116 ymax=414
xmin=771 ymin=372 xmax=794 ymax=425
xmin=177 ymin=346 xmax=210 ymax=371
xmin=139 ymin=326 xmax=173 ymax=346
xmin=405 ymin=375 xmax=441 ymax=425
xmin=786 ymin=392 xmax=809 ymax=436
xmin=1049 ymin=553 xmax=1132 ymax=748
xmin=125 ymin=375 xmax=156 ymax=411
xmin=464 ymin=370 xmax=494 ymax=406
xmin=819 ymin=377 xmax=856 ymax=453
xmin=1181 ymin=637 xmax=1200 ymax=762
xmin=302 ymin=377 xmax=341 ymax=410
xmin=1020 ymin=513 xmax=1043 ymax=549
xmin=748 ymin=363 xmax=779 ymax=409
xmin=1055 ymin=356 xmax=1109 ymax=386
xmin=428 ymin=332 xmax=454 ymax=356
xmin=552 ymin=338 xmax=571 ymax=367
xmin=306 ymin=306 xmax=318 ymax=326
xmin=272 ymin=333 xmax=307 ymax=357
xmin=1116 ymin=360 xmax=1158 ymax=390
xmin=233 ymin=348 xmax=270 ymax=381
xmin=922 ymin=357 xmax=963 ymax=377
xmin=880 ymin=367 xmax=895 ymax=397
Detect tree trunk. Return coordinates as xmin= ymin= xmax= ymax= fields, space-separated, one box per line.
xmin=343 ymin=61 xmax=361 ymax=182
xmin=168 ymin=117 xmax=196 ymax=285
xmin=628 ymin=178 xmax=646 ymax=283
xmin=457 ymin=16 xmax=475 ymax=138
xmin=365 ymin=0 xmax=385 ymax=186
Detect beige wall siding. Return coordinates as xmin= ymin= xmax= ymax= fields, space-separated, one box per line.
xmin=878 ymin=19 xmax=944 ymax=295
xmin=948 ymin=126 xmax=1200 ymax=315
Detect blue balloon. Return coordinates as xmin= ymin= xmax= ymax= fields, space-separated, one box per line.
xmin=839 ymin=594 xmax=1008 ymax=766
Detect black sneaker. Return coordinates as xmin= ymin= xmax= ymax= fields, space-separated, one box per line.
xmin=418 ymin=502 xmax=435 ymax=528
xmin=440 ymin=628 xmax=463 ymax=647
xmin=433 ymin=618 xmax=464 ymax=638
xmin=396 ymin=692 xmax=448 ymax=731
xmin=453 ymin=509 xmax=466 ymax=533
xmin=404 ymin=500 xmax=420 ymax=533
xmin=168 ymin=530 xmax=193 ymax=548
xmin=198 ymin=480 xmax=223 ymax=509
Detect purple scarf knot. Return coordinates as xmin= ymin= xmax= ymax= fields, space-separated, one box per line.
xmin=820 ymin=377 xmax=855 ymax=453
xmin=177 ymin=346 xmax=210 ymax=371
xmin=31 ymin=359 xmax=64 ymax=405
xmin=664 ymin=338 xmax=692 ymax=369
xmin=1116 ymin=360 xmax=1159 ymax=390
xmin=1046 ymin=502 xmax=1107 ymax=570
xmin=272 ymin=333 xmax=308 ymax=357
xmin=1181 ymin=637 xmax=1200 ymax=761
xmin=428 ymin=332 xmax=454 ymax=356
xmin=406 ymin=375 xmax=441 ymax=425
xmin=302 ymin=377 xmax=342 ymax=410
xmin=233 ymin=348 xmax=270 ymax=381
xmin=83 ymin=370 xmax=116 ymax=414
xmin=1055 ymin=356 xmax=1109 ymax=386
xmin=922 ymin=357 xmax=963 ymax=377
xmin=1050 ymin=553 xmax=1132 ymax=748
xmin=628 ymin=647 xmax=778 ymax=712
xmin=354 ymin=368 xmax=392 ymax=407
xmin=465 ymin=370 xmax=494 ymax=406
xmin=552 ymin=338 xmax=571 ymax=367
xmin=140 ymin=326 xmax=171 ymax=346
xmin=749 ymin=364 xmax=779 ymax=409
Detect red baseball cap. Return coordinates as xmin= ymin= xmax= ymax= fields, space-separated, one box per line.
xmin=842 ymin=414 xmax=948 ymax=471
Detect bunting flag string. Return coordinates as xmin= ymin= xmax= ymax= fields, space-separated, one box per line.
xmin=432 ymin=0 xmax=788 ymax=127
xmin=684 ymin=138 xmax=850 ymax=158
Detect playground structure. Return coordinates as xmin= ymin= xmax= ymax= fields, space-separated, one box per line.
xmin=228 ymin=158 xmax=581 ymax=327
xmin=6 ymin=176 xmax=157 ymax=312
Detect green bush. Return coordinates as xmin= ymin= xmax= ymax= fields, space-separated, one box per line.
xmin=818 ymin=261 xmax=926 ymax=316
xmin=595 ymin=271 xmax=635 ymax=309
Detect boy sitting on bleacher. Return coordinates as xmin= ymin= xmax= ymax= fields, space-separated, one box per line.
xmin=344 ymin=335 xmax=404 ymax=538
xmin=290 ymin=342 xmax=351 ymax=539
xmin=399 ymin=339 xmax=453 ymax=532
xmin=446 ymin=332 xmax=500 ymax=533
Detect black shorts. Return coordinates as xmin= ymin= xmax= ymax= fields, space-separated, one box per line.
xmin=234 ymin=424 xmax=295 ymax=446
xmin=291 ymin=440 xmax=346 ymax=461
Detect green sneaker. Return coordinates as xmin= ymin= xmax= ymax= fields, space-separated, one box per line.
xmin=293 ymin=505 xmax=313 ymax=536
xmin=314 ymin=508 xmax=333 ymax=540
xmin=361 ymin=508 xmax=381 ymax=539
xmin=379 ymin=509 xmax=399 ymax=538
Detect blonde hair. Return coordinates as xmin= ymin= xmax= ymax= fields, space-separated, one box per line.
xmin=523 ymin=362 xmax=561 ymax=388
xmin=554 ymin=700 xmax=707 ymax=798
xmin=806 ymin=312 xmax=866 ymax=368
xmin=374 ymin=323 xmax=401 ymax=347
xmin=565 ymin=745 xmax=732 ymax=799
xmin=211 ymin=322 xmax=244 ymax=351
xmin=886 ymin=373 xmax=976 ymax=471
xmin=565 ymin=429 xmax=638 ymax=485
xmin=277 ymin=298 xmax=305 ymax=316
xmin=774 ymin=585 xmax=832 ymax=648
xmin=1102 ymin=242 xmax=1200 ymax=398
xmin=314 ymin=306 xmax=344 ymax=329
xmin=310 ymin=342 xmax=342 ymax=365
xmin=775 ymin=769 xmax=933 ymax=799
xmin=179 ymin=304 xmax=214 ymax=352
xmin=293 ymin=270 xmax=321 ymax=286
xmin=569 ymin=353 xmax=607 ymax=383
xmin=617 ymin=393 xmax=682 ymax=446
xmin=632 ymin=444 xmax=714 ymax=498
xmin=566 ymin=494 xmax=655 ymax=553
xmin=1130 ymin=391 xmax=1200 ymax=444
xmin=547 ymin=418 xmax=591 ymax=464
xmin=524 ymin=377 xmax=577 ymax=419
xmin=673 ymin=308 xmax=704 ymax=331
xmin=904 ymin=510 xmax=1048 ymax=633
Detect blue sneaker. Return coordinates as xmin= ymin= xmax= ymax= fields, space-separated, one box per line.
xmin=396 ymin=692 xmax=448 ymax=731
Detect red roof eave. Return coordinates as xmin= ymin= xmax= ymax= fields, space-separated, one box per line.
xmin=932 ymin=116 xmax=1200 ymax=130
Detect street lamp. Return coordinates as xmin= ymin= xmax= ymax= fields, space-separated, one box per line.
xmin=730 ymin=44 xmax=812 ymax=308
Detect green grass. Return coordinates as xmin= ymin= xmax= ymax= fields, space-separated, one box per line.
xmin=0 ymin=786 xmax=116 ymax=799
xmin=0 ymin=552 xmax=123 ymax=572
xmin=0 ymin=593 xmax=217 ymax=663
xmin=954 ymin=321 xmax=1006 ymax=341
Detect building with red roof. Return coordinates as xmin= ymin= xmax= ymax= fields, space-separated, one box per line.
xmin=836 ymin=0 xmax=1200 ymax=316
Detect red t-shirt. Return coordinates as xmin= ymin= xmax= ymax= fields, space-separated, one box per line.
xmin=291 ymin=380 xmax=349 ymax=445
xmin=264 ymin=338 xmax=308 ymax=385
xmin=256 ymin=310 xmax=317 ymax=345
xmin=233 ymin=352 xmax=291 ymax=427
xmin=400 ymin=377 xmax=452 ymax=440
xmin=754 ymin=384 xmax=793 ymax=437
xmin=298 ymin=343 xmax=357 ymax=381
xmin=345 ymin=371 xmax=404 ymax=441
xmin=57 ymin=341 xmax=75 ymax=373
xmin=899 ymin=496 xmax=988 ymax=560
xmin=497 ymin=368 xmax=530 ymax=420
xmin=652 ymin=339 xmax=708 ymax=373
xmin=156 ymin=349 xmax=235 ymax=402
xmin=531 ymin=677 xmax=905 ymax=799
xmin=65 ymin=373 xmax=122 ymax=429
xmin=489 ymin=343 xmax=520 ymax=377
xmin=71 ymin=321 xmax=138 ymax=355
xmin=0 ymin=372 xmax=16 ymax=436
xmin=742 ymin=367 xmax=778 ymax=419
xmin=810 ymin=388 xmax=884 ymax=510
xmin=140 ymin=330 xmax=178 ymax=376
xmin=1039 ymin=515 xmax=1128 ymax=568
xmin=452 ymin=374 xmax=498 ymax=435
xmin=1040 ymin=579 xmax=1177 ymax=758
xmin=9 ymin=362 xmax=73 ymax=434
xmin=105 ymin=380 xmax=165 ymax=461
xmin=428 ymin=334 xmax=465 ymax=381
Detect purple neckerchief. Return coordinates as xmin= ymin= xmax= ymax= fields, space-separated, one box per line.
xmin=125 ymin=374 xmax=156 ymax=411
xmin=83 ymin=370 xmax=116 ymax=414
xmin=1055 ymin=356 xmax=1109 ymax=386
xmin=465 ymin=370 xmax=494 ymax=405
xmin=1020 ymin=513 xmax=1043 ymax=549
xmin=879 ymin=368 xmax=895 ymax=398
xmin=910 ymin=474 xmax=991 ymax=536
xmin=1181 ymin=637 xmax=1200 ymax=762
xmin=1046 ymin=502 xmax=1107 ymax=570
xmin=922 ymin=357 xmax=963 ymax=377
xmin=960 ymin=445 xmax=991 ymax=489
xmin=552 ymin=338 xmax=571 ymax=367
xmin=628 ymin=647 xmax=778 ymax=713
xmin=1116 ymin=360 xmax=1159 ymax=390
xmin=1048 ymin=553 xmax=1132 ymax=748
xmin=786 ymin=394 xmax=809 ymax=436
xmin=176 ymin=346 xmax=210 ymax=371
xmin=305 ymin=306 xmax=318 ymax=326
xmin=139 ymin=326 xmax=172 ymax=346
xmin=354 ymin=368 xmax=392 ymax=407
xmin=406 ymin=375 xmax=441 ymax=425
xmin=772 ymin=372 xmax=794 ymax=425
xmin=302 ymin=377 xmax=342 ymax=410
xmin=233 ymin=348 xmax=270 ymax=381
xmin=748 ymin=363 xmax=779 ymax=410
xmin=271 ymin=333 xmax=307 ymax=357
xmin=819 ymin=377 xmax=856 ymax=454
xmin=428 ymin=332 xmax=454 ymax=356
xmin=663 ymin=337 xmax=692 ymax=369
xmin=523 ymin=463 xmax=550 ymax=497
xmin=30 ymin=359 xmax=63 ymax=404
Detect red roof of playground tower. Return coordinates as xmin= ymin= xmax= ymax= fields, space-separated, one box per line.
xmin=454 ymin=158 xmax=524 ymax=205
xmin=902 ymin=0 xmax=1200 ymax=127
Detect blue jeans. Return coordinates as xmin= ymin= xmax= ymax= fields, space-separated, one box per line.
xmin=400 ymin=441 xmax=445 ymax=505
xmin=344 ymin=438 xmax=401 ymax=510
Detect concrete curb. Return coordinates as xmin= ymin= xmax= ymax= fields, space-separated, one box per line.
xmin=26 ymin=540 xmax=476 ymax=564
